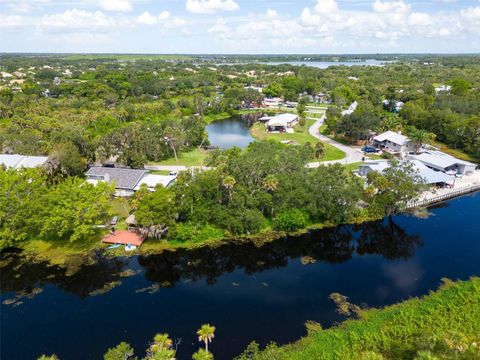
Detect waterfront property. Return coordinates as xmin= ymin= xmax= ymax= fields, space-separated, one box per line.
xmin=263 ymin=113 xmax=299 ymax=133
xmin=2 ymin=192 xmax=479 ymax=360
xmin=0 ymin=154 xmax=48 ymax=169
xmin=409 ymin=150 xmax=477 ymax=176
xmin=372 ymin=131 xmax=416 ymax=155
xmin=358 ymin=159 xmax=455 ymax=186
xmin=86 ymin=166 xmax=177 ymax=196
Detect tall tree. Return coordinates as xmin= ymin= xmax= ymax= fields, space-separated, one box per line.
xmin=197 ymin=324 xmax=216 ymax=354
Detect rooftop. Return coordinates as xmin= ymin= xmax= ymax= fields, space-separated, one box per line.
xmin=412 ymin=150 xmax=475 ymax=169
xmin=0 ymin=154 xmax=48 ymax=169
xmin=86 ymin=166 xmax=147 ymax=190
xmin=359 ymin=159 xmax=454 ymax=185
xmin=134 ymin=174 xmax=177 ymax=190
xmin=373 ymin=131 xmax=410 ymax=146
xmin=266 ymin=113 xmax=298 ymax=127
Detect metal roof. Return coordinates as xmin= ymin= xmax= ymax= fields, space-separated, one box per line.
xmin=0 ymin=154 xmax=48 ymax=169
xmin=412 ymin=151 xmax=475 ymax=169
xmin=373 ymin=131 xmax=410 ymax=146
xmin=86 ymin=167 xmax=147 ymax=190
xmin=359 ymin=159 xmax=454 ymax=184
xmin=267 ymin=113 xmax=298 ymax=127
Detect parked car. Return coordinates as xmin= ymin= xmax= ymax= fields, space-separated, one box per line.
xmin=362 ymin=146 xmax=379 ymax=153
xmin=110 ymin=216 xmax=118 ymax=226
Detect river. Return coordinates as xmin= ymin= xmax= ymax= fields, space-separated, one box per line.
xmin=1 ymin=192 xmax=479 ymax=360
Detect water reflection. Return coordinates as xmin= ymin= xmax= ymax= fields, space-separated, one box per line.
xmin=1 ymin=217 xmax=421 ymax=297
xmin=1 ymin=250 xmax=129 ymax=298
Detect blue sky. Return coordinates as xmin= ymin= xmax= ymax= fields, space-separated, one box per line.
xmin=1 ymin=0 xmax=479 ymax=53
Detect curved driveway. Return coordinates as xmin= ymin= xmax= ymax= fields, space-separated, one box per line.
xmin=307 ymin=114 xmax=364 ymax=167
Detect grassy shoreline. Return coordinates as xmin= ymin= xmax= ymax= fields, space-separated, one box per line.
xmin=236 ymin=277 xmax=480 ymax=359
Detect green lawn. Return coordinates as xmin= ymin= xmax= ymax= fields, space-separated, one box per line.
xmin=250 ymin=122 xmax=345 ymax=162
xmin=149 ymin=148 xmax=209 ymax=167
xmin=237 ymin=278 xmax=480 ymax=360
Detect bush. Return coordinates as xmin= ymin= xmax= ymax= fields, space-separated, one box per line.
xmin=273 ymin=209 xmax=309 ymax=232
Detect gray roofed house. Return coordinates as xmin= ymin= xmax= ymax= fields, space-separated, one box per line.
xmin=358 ymin=159 xmax=454 ymax=186
xmin=0 ymin=154 xmax=48 ymax=169
xmin=410 ymin=150 xmax=477 ymax=176
xmin=86 ymin=167 xmax=147 ymax=196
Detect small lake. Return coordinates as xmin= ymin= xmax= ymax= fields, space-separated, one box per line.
xmin=1 ymin=192 xmax=480 ymax=360
xmin=206 ymin=117 xmax=255 ymax=149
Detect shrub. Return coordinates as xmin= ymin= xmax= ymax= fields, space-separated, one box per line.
xmin=273 ymin=209 xmax=309 ymax=231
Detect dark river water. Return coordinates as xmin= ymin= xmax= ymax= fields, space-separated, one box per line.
xmin=206 ymin=117 xmax=255 ymax=149
xmin=1 ymin=192 xmax=480 ymax=360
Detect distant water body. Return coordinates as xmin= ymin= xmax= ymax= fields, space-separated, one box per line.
xmin=262 ymin=59 xmax=387 ymax=68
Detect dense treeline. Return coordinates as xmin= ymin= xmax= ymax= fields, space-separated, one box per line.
xmin=1 ymin=55 xmax=479 ymax=165
xmin=0 ymin=167 xmax=113 ymax=246
xmin=132 ymin=141 xmax=424 ymax=241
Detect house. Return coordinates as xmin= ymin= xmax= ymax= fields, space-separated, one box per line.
xmin=372 ymin=131 xmax=416 ymax=155
xmin=264 ymin=113 xmax=299 ymax=133
xmin=435 ymin=85 xmax=451 ymax=94
xmin=358 ymin=160 xmax=454 ymax=187
xmin=0 ymin=154 xmax=48 ymax=169
xmin=409 ymin=150 xmax=477 ymax=176
xmin=341 ymin=101 xmax=358 ymax=116
xmin=263 ymin=97 xmax=283 ymax=107
xmin=86 ymin=166 xmax=177 ymax=197
xmin=382 ymin=99 xmax=404 ymax=113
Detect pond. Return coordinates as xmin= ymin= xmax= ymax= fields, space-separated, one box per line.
xmin=206 ymin=116 xmax=255 ymax=149
xmin=1 ymin=192 xmax=480 ymax=360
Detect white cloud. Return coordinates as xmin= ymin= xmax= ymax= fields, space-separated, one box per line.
xmin=314 ymin=0 xmax=339 ymax=14
xmin=266 ymin=9 xmax=278 ymax=19
xmin=373 ymin=0 xmax=411 ymax=14
xmin=185 ymin=0 xmax=239 ymax=14
xmin=40 ymin=9 xmax=116 ymax=32
xmin=0 ymin=14 xmax=26 ymax=29
xmin=2 ymin=0 xmax=51 ymax=13
xmin=99 ymin=0 xmax=132 ymax=12
xmin=137 ymin=11 xmax=186 ymax=28
xmin=300 ymin=8 xmax=321 ymax=26
xmin=408 ymin=12 xmax=433 ymax=26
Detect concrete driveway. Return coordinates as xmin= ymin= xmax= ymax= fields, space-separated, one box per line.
xmin=307 ymin=114 xmax=364 ymax=167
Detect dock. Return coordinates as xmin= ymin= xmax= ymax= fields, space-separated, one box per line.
xmin=102 ymin=230 xmax=145 ymax=247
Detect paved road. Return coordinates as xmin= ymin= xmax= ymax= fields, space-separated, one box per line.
xmin=307 ymin=114 xmax=364 ymax=167
xmin=145 ymin=165 xmax=210 ymax=172
xmin=145 ymin=115 xmax=364 ymax=171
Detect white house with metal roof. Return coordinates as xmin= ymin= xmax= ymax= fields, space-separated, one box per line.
xmin=358 ymin=159 xmax=455 ymax=186
xmin=86 ymin=167 xmax=177 ymax=197
xmin=0 ymin=154 xmax=48 ymax=169
xmin=264 ymin=113 xmax=298 ymax=133
xmin=409 ymin=150 xmax=476 ymax=176
xmin=372 ymin=131 xmax=416 ymax=154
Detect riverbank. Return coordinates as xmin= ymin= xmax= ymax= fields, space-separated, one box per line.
xmin=236 ymin=277 xmax=480 ymax=359
xmin=9 ymin=188 xmax=480 ymax=268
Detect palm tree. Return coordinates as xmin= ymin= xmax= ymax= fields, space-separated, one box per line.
xmin=222 ymin=176 xmax=236 ymax=202
xmin=262 ymin=175 xmax=279 ymax=192
xmin=410 ymin=129 xmax=436 ymax=154
xmin=263 ymin=175 xmax=279 ymax=218
xmin=150 ymin=333 xmax=173 ymax=353
xmin=197 ymin=324 xmax=216 ymax=354
xmin=314 ymin=142 xmax=325 ymax=159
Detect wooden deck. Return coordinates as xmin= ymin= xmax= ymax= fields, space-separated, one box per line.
xmin=102 ymin=230 xmax=145 ymax=246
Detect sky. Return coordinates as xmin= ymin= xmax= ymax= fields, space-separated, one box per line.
xmin=1 ymin=0 xmax=479 ymax=54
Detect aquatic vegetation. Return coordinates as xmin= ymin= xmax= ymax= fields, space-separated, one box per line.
xmin=236 ymin=278 xmax=480 ymax=359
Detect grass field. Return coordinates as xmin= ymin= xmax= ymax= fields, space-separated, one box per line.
xmin=237 ymin=278 xmax=480 ymax=360
xmin=149 ymin=148 xmax=209 ymax=167
xmin=250 ymin=121 xmax=345 ymax=162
